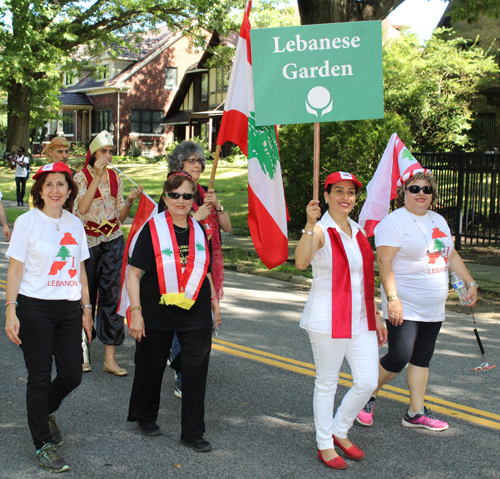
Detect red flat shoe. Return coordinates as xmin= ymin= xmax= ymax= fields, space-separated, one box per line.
xmin=317 ymin=450 xmax=347 ymax=470
xmin=333 ymin=437 xmax=365 ymax=460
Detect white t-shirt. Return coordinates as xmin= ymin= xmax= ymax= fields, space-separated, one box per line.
xmin=6 ymin=209 xmax=90 ymax=301
xmin=15 ymin=156 xmax=29 ymax=178
xmin=300 ymin=211 xmax=369 ymax=335
xmin=375 ymin=207 xmax=453 ymax=322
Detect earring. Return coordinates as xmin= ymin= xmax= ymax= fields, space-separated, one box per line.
xmin=325 ymin=200 xmax=328 ymax=204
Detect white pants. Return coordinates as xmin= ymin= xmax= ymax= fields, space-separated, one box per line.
xmin=308 ymin=330 xmax=379 ymax=450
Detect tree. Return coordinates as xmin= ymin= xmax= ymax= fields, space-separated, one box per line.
xmin=384 ymin=29 xmax=498 ymax=151
xmin=0 ymin=0 xmax=233 ymax=153
xmin=448 ymin=0 xmax=500 ymax=22
xmin=297 ymin=0 xmax=407 ymax=24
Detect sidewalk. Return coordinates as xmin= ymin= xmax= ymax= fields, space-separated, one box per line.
xmin=221 ymin=232 xmax=500 ymax=296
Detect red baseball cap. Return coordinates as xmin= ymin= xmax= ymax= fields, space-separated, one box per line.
xmin=324 ymin=171 xmax=362 ymax=191
xmin=33 ymin=162 xmax=72 ymax=180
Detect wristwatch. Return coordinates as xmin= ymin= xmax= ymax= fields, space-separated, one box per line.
xmin=467 ymin=281 xmax=478 ymax=289
xmin=216 ymin=205 xmax=225 ymax=215
xmin=387 ymin=293 xmax=399 ymax=302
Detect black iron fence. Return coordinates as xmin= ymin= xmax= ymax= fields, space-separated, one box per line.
xmin=414 ymin=151 xmax=500 ymax=250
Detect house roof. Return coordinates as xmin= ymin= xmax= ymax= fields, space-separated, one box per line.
xmin=59 ymin=91 xmax=93 ymax=106
xmin=65 ymin=27 xmax=181 ymax=94
xmin=163 ymin=31 xmax=237 ymax=123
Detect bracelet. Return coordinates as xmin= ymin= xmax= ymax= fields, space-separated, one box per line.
xmin=130 ymin=306 xmax=142 ymax=311
xmin=301 ymin=229 xmax=315 ymax=235
xmin=387 ymin=293 xmax=399 ymax=302
xmin=467 ymin=281 xmax=478 ymax=289
xmin=126 ymin=199 xmax=134 ymax=207
xmin=211 ymin=296 xmax=218 ymax=301
xmin=5 ymin=301 xmax=18 ymax=307
xmin=82 ymin=304 xmax=93 ymax=309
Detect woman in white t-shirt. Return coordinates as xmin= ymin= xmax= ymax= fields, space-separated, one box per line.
xmin=295 ymin=172 xmax=387 ymax=470
xmin=356 ymin=172 xmax=478 ymax=431
xmin=5 ymin=162 xmax=92 ymax=473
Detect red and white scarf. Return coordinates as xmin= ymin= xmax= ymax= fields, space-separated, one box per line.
xmin=149 ymin=211 xmax=210 ymax=310
xmin=327 ymin=227 xmax=377 ymax=338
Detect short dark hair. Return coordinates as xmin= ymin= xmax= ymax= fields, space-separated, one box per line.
xmin=31 ymin=171 xmax=78 ymax=211
xmin=163 ymin=171 xmax=196 ymax=194
xmin=17 ymin=146 xmax=25 ymax=153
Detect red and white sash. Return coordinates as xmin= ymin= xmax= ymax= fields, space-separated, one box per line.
xmin=149 ymin=211 xmax=209 ymax=310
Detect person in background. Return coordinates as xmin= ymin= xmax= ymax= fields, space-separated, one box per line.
xmin=357 ymin=171 xmax=478 ymax=431
xmin=163 ymin=141 xmax=231 ymax=398
xmin=45 ymin=137 xmax=72 ymax=168
xmin=295 ymin=172 xmax=387 ymax=470
xmin=73 ymin=130 xmax=143 ymax=375
xmin=0 ymin=189 xmax=12 ymax=241
xmin=5 ymin=162 xmax=92 ymax=472
xmin=12 ymin=146 xmax=30 ymax=206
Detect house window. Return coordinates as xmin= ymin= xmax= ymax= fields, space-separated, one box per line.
xmin=216 ymin=65 xmax=229 ymax=92
xmin=64 ymin=72 xmax=75 ymax=86
xmin=92 ymin=109 xmax=112 ymax=133
xmin=200 ymin=73 xmax=208 ymax=101
xmin=165 ymin=67 xmax=177 ymax=88
xmin=96 ymin=64 xmax=110 ymax=81
xmin=131 ymin=110 xmax=163 ymax=134
xmin=62 ymin=112 xmax=74 ymax=134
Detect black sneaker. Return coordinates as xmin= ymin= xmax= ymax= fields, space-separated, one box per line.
xmin=137 ymin=420 xmax=162 ymax=436
xmin=180 ymin=434 xmax=212 ymax=453
xmin=49 ymin=414 xmax=62 ymax=446
xmin=36 ymin=443 xmax=69 ymax=472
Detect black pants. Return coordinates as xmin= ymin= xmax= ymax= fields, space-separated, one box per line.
xmin=380 ymin=320 xmax=442 ymax=373
xmin=17 ymin=295 xmax=82 ymax=449
xmin=16 ymin=176 xmax=27 ymax=205
xmin=85 ymin=236 xmax=125 ymax=346
xmin=128 ymin=327 xmax=212 ymax=439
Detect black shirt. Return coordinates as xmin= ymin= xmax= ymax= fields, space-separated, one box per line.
xmin=130 ymin=220 xmax=212 ymax=331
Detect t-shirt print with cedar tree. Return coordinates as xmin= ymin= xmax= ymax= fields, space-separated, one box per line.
xmin=49 ymin=232 xmax=80 ymax=279
xmin=428 ymin=227 xmax=450 ymax=265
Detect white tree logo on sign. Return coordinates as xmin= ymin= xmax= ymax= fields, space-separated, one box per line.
xmin=305 ymin=86 xmax=333 ymax=118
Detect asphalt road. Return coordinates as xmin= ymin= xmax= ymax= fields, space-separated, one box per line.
xmin=1 ymin=239 xmax=500 ymax=479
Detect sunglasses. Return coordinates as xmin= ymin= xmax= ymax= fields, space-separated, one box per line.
xmin=406 ymin=185 xmax=433 ymax=195
xmin=167 ymin=192 xmax=194 ymax=200
xmin=184 ymin=158 xmax=203 ymax=165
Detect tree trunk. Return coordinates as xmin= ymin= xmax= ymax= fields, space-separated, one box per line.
xmin=6 ymin=81 xmax=32 ymax=154
xmin=297 ymin=0 xmax=407 ymax=24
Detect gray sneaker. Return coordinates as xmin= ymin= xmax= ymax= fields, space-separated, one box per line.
xmin=36 ymin=443 xmax=69 ymax=472
xmin=49 ymin=414 xmax=62 ymax=446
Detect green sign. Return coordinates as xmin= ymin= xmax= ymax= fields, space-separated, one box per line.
xmin=251 ymin=21 xmax=383 ymax=126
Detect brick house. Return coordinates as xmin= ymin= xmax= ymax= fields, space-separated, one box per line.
xmin=162 ymin=30 xmax=238 ymax=157
xmin=437 ymin=7 xmax=500 ymax=150
xmin=48 ymin=27 xmax=207 ymax=155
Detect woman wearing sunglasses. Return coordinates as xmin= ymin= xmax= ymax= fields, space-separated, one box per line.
xmin=357 ymin=171 xmax=478 ymax=431
xmin=126 ymin=171 xmax=220 ymax=452
xmin=295 ymin=172 xmax=387 ymax=470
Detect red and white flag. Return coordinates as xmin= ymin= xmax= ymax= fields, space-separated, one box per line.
xmin=359 ymin=133 xmax=431 ymax=237
xmin=217 ymin=0 xmax=288 ymax=269
xmin=117 ymin=193 xmax=158 ymax=322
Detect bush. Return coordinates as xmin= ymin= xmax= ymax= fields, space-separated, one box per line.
xmin=71 ymin=141 xmax=88 ymax=157
xmin=279 ymin=112 xmax=413 ymax=234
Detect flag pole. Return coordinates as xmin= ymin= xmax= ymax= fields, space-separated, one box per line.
xmin=110 ymin=165 xmax=140 ymax=189
xmin=313 ymin=122 xmax=320 ymax=201
xmin=208 ymin=144 xmax=222 ymax=191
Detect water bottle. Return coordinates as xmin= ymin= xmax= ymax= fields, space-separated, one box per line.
xmin=450 ymin=272 xmax=471 ymax=305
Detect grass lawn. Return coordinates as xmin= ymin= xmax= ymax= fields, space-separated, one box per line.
xmin=0 ymin=163 xmax=250 ymax=234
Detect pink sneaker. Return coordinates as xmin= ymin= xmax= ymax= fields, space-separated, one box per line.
xmin=356 ymin=396 xmax=376 ymax=426
xmin=402 ymin=407 xmax=449 ymax=431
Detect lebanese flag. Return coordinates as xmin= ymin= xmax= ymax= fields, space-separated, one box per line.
xmin=116 ymin=193 xmax=158 ymax=323
xmin=358 ymin=133 xmax=430 ymax=237
xmin=216 ymin=0 xmax=288 ymax=269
